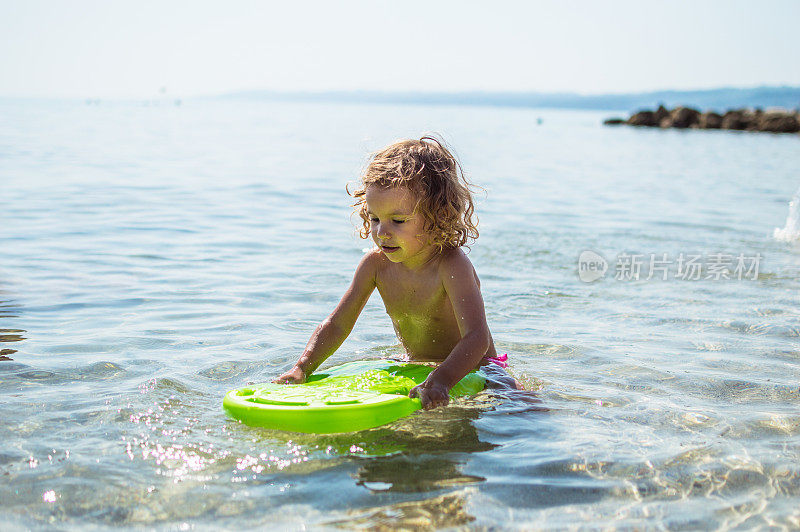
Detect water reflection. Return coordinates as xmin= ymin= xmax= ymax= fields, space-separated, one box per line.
xmin=350 ymin=406 xmax=494 ymax=491
xmin=0 ymin=294 xmax=24 ymax=361
xmin=0 ymin=295 xmax=21 ymax=319
xmin=356 ymin=456 xmax=485 ymax=493
xmin=327 ymin=492 xmax=475 ymax=530
xmin=0 ymin=329 xmax=26 ymax=343
xmin=324 ymin=407 xmax=495 ymax=528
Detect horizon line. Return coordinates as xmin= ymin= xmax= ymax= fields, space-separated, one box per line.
xmin=1 ymin=84 xmax=799 ymax=102
xmin=2 ymin=85 xmax=798 ymax=113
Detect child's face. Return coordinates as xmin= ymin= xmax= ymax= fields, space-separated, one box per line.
xmin=365 ymin=185 xmax=435 ymax=267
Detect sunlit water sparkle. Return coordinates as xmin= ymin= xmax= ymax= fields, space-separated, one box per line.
xmin=1 ymin=99 xmax=800 ymax=529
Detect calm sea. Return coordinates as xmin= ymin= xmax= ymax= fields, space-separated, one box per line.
xmin=2 ymin=98 xmax=799 ymax=530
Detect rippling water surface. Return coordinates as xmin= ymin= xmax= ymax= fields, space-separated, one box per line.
xmin=2 ymin=99 xmax=800 ymax=529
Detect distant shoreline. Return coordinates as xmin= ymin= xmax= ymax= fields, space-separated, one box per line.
xmin=218 ymin=86 xmax=800 ymax=113
xmin=3 ymin=86 xmax=799 ymax=113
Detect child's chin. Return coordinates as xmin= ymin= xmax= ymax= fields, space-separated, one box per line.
xmin=382 ymin=251 xmax=404 ymax=261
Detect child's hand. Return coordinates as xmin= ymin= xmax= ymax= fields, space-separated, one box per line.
xmin=409 ymin=379 xmax=450 ymax=410
xmin=273 ymin=366 xmax=306 ymax=384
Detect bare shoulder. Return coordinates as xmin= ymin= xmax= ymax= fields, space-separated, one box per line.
xmin=437 ymin=248 xmax=489 ymax=335
xmin=436 ymin=248 xmax=480 ymax=285
xmin=356 ymin=248 xmax=384 ymax=279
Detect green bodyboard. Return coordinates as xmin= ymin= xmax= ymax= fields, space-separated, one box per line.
xmin=223 ymin=360 xmax=485 ymax=433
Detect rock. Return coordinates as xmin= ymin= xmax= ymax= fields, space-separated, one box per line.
xmin=721 ymin=110 xmax=748 ymax=130
xmin=660 ymin=106 xmax=701 ymax=129
xmin=607 ymin=106 xmax=800 ymax=135
xmin=698 ymin=111 xmax=723 ymax=129
xmin=755 ymin=110 xmax=800 ymax=133
xmin=654 ymin=105 xmax=669 ymax=123
xmin=627 ymin=110 xmax=657 ymax=127
xmin=743 ymin=109 xmax=763 ymax=130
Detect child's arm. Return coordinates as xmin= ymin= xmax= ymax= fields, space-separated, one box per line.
xmin=274 ymin=251 xmax=378 ymax=383
xmin=409 ymin=251 xmax=491 ymax=409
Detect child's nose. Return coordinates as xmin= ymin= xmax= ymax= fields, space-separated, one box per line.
xmin=376 ymin=223 xmax=391 ymax=239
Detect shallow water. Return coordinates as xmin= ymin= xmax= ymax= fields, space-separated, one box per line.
xmin=2 ymin=99 xmax=800 ymax=529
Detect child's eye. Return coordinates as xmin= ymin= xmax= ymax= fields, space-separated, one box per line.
xmin=369 ymin=217 xmax=379 ymax=222
xmin=393 ymin=219 xmax=405 ymax=224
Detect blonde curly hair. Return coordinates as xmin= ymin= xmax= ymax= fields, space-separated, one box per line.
xmin=349 ymin=135 xmax=479 ymax=252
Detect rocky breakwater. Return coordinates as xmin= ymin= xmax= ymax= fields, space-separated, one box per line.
xmin=604 ymin=105 xmax=800 ymax=134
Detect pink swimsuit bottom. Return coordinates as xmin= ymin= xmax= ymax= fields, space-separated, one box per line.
xmin=483 ymin=353 xmax=509 ymax=368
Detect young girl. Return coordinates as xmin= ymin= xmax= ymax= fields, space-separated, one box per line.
xmin=275 ymin=136 xmax=517 ymax=409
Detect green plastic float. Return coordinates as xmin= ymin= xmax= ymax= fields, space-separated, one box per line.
xmin=223 ymin=359 xmax=485 ymax=434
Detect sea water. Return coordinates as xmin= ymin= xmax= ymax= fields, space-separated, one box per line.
xmin=1 ymin=98 xmax=799 ymax=529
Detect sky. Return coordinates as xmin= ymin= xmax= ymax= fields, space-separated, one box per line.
xmin=1 ymin=0 xmax=798 ymax=99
